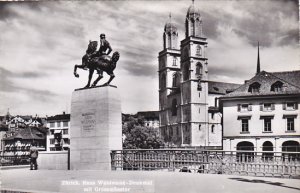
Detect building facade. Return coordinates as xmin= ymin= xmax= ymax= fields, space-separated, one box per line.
xmin=158 ymin=4 xmax=240 ymax=148
xmin=2 ymin=127 xmax=47 ymax=156
xmin=220 ymin=70 xmax=300 ymax=153
xmin=136 ymin=111 xmax=160 ymax=128
xmin=46 ymin=112 xmax=70 ymax=151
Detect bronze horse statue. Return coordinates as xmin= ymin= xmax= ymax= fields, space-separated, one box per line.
xmin=74 ymin=41 xmax=120 ymax=88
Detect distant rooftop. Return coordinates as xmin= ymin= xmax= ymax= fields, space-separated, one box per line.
xmin=221 ymin=70 xmax=300 ymax=98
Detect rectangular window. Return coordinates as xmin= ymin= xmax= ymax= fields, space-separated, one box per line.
xmin=287 ymin=118 xmax=295 ymax=131
xmin=63 ymin=121 xmax=68 ymax=127
xmin=261 ymin=103 xmax=275 ymax=111
xmin=50 ymin=139 xmax=55 ymax=144
xmin=50 ymin=130 xmax=54 ymax=135
xmin=285 ymin=102 xmax=298 ymax=110
xmin=50 ymin=122 xmax=55 ymax=128
xmin=264 ymin=118 xmax=272 ymax=132
xmin=238 ymin=104 xmax=252 ymax=112
xmin=57 ymin=122 xmax=61 ymax=127
xmin=264 ymin=103 xmax=272 ymax=111
xmin=63 ymin=138 xmax=70 ymax=144
xmin=63 ymin=129 xmax=69 ymax=135
xmin=241 ymin=119 xmax=249 ymax=132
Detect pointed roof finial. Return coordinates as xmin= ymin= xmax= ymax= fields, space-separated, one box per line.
xmin=256 ymin=41 xmax=261 ymax=75
xmin=169 ymin=12 xmax=172 ymax=23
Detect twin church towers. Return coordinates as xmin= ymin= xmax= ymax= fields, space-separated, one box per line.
xmin=158 ymin=4 xmax=222 ymax=147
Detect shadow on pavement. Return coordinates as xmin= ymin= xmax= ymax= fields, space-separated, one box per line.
xmin=229 ymin=177 xmax=300 ymax=191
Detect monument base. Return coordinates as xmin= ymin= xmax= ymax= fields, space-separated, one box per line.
xmin=37 ymin=151 xmax=69 ymax=170
xmin=70 ymin=86 xmax=122 ymax=170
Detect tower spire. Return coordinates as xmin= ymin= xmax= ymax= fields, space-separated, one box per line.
xmin=256 ymin=41 xmax=261 ymax=75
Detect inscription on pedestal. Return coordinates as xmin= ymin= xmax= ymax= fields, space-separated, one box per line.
xmin=81 ymin=112 xmax=96 ymax=136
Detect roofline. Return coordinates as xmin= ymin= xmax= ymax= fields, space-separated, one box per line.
xmin=219 ymin=93 xmax=300 ymax=101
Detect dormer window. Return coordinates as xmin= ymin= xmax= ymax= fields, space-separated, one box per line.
xmin=271 ymin=81 xmax=283 ymax=92
xmin=248 ymin=82 xmax=261 ymax=93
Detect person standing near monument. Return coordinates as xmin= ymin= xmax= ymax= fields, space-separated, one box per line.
xmin=29 ymin=142 xmax=39 ymax=170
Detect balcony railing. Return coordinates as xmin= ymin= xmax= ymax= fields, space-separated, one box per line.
xmin=111 ymin=149 xmax=300 ymax=178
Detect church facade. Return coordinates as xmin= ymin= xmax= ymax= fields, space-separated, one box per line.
xmin=158 ymin=4 xmax=240 ymax=148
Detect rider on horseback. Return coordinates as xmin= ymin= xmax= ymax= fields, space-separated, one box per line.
xmin=74 ymin=34 xmax=119 ymax=88
xmin=97 ymin=33 xmax=112 ymax=57
xmin=82 ymin=33 xmax=112 ymax=69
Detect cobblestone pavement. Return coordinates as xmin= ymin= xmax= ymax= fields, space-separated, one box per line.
xmin=1 ymin=168 xmax=300 ymax=193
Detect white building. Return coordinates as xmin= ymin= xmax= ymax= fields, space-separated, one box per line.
xmin=220 ymin=70 xmax=300 ymax=153
xmin=158 ymin=4 xmax=240 ymax=148
xmin=46 ymin=112 xmax=70 ymax=151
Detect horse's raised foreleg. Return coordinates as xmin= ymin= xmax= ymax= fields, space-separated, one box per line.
xmin=85 ymin=69 xmax=94 ymax=88
xmin=74 ymin=65 xmax=80 ymax=78
xmin=74 ymin=64 xmax=87 ymax=78
xmin=92 ymin=70 xmax=103 ymax=87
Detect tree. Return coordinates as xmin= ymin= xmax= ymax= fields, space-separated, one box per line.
xmin=122 ymin=114 xmax=163 ymax=149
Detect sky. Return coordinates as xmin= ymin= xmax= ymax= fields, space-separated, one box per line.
xmin=0 ymin=0 xmax=299 ymax=116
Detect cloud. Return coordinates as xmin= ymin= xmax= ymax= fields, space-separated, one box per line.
xmin=0 ymin=0 xmax=298 ymax=115
xmin=0 ymin=67 xmax=57 ymax=99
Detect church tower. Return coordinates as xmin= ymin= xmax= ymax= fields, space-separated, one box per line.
xmin=180 ymin=4 xmax=209 ymax=146
xmin=158 ymin=15 xmax=181 ymax=143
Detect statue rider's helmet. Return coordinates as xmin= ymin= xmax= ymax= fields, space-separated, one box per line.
xmin=100 ymin=33 xmax=105 ymax=39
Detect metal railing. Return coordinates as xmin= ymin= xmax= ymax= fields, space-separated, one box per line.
xmin=111 ymin=149 xmax=300 ymax=178
xmin=0 ymin=155 xmax=30 ymax=166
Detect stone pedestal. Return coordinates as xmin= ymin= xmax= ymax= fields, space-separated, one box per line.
xmin=70 ymin=86 xmax=122 ymax=170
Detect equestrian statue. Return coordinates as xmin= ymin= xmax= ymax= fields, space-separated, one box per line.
xmin=74 ymin=33 xmax=120 ymax=88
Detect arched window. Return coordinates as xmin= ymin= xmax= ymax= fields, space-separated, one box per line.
xmin=196 ymin=45 xmax=202 ymax=56
xmin=282 ymin=141 xmax=300 ymax=152
xmin=196 ymin=62 xmax=203 ymax=75
xmin=172 ymin=73 xmax=178 ymax=87
xmin=248 ymin=82 xmax=261 ymax=93
xmin=161 ymin=73 xmax=166 ymax=89
xmin=167 ymin=32 xmax=172 ymax=48
xmin=271 ymin=81 xmax=283 ymax=92
xmin=236 ymin=141 xmax=255 ymax=162
xmin=171 ymin=99 xmax=177 ymax=116
xmin=173 ymin=57 xmax=177 ymax=66
xmin=282 ymin=141 xmax=300 ymax=161
xmin=190 ymin=19 xmax=195 ymax=35
xmin=262 ymin=141 xmax=274 ymax=160
xmin=237 ymin=141 xmax=254 ymax=151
